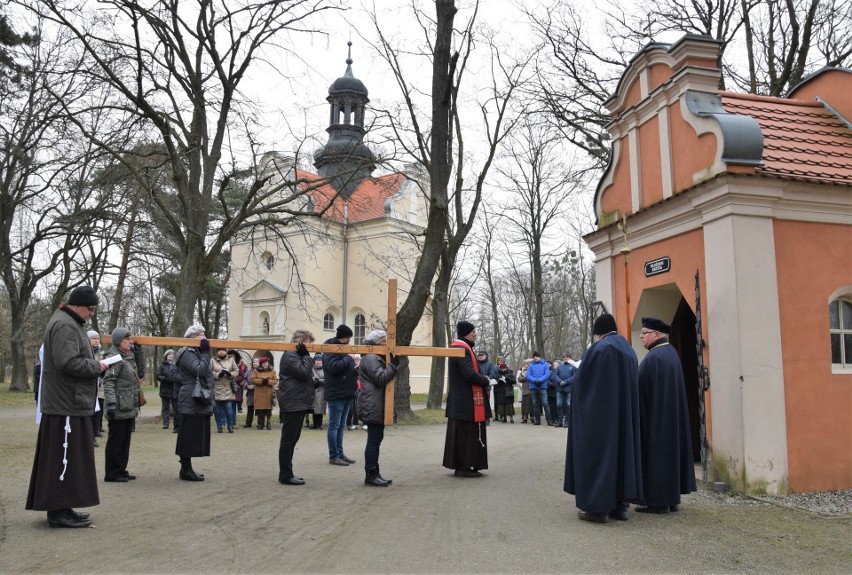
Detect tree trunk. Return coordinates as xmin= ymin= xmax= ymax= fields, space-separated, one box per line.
xmin=427 ymin=272 xmax=451 ymax=409
xmin=170 ymin=237 xmax=207 ymax=335
xmin=7 ymin=293 xmax=30 ymax=392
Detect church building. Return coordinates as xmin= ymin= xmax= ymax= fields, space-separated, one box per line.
xmin=227 ymin=44 xmax=435 ymax=390
xmin=585 ymin=35 xmax=851 ymax=493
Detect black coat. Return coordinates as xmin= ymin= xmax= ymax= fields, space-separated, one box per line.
xmin=157 ymin=360 xmax=175 ymax=399
xmin=446 ymin=340 xmax=490 ymax=421
xmin=277 ymin=351 xmax=314 ymax=413
xmin=564 ymin=332 xmax=643 ymax=513
xmin=322 ymin=337 xmax=358 ymax=401
xmin=638 ymin=338 xmax=697 ymax=507
xmin=493 ymin=368 xmax=516 ymax=405
xmin=173 ymin=347 xmax=215 ymax=416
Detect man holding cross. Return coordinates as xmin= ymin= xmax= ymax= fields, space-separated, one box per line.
xmin=443 ymin=321 xmax=491 ymax=477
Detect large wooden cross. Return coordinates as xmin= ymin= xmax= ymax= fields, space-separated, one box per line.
xmin=103 ymin=279 xmax=463 ymax=424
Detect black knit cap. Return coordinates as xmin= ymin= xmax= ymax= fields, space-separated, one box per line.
xmin=457 ymin=321 xmax=475 ymax=339
xmin=67 ymin=285 xmax=99 ymax=306
xmin=592 ymin=313 xmax=618 ymax=335
xmin=336 ymin=324 xmax=353 ymax=339
xmin=642 ymin=317 xmax=671 ymax=334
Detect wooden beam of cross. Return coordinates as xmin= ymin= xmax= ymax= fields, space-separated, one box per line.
xmin=102 ymin=279 xmax=462 ymax=424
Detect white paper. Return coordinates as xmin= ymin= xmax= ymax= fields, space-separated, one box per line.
xmin=103 ymin=354 xmax=123 ymax=366
xmin=568 ymin=359 xmax=580 ymax=368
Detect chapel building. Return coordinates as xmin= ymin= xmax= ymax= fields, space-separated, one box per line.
xmin=228 ymin=44 xmax=435 ymax=390
xmin=585 ymin=35 xmax=851 ymax=493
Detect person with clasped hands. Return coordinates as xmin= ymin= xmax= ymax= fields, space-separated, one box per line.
xmin=172 ymin=324 xmax=214 ymax=482
xmin=251 ymin=356 xmax=278 ymax=430
xmin=102 ymin=327 xmax=141 ymax=482
xmin=277 ymin=330 xmax=316 ymax=485
xmin=26 ymin=285 xmax=109 ymax=528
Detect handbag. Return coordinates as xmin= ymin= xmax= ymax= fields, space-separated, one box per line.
xmin=191 ymin=378 xmax=212 ymax=404
xmin=230 ymin=380 xmax=239 ymax=394
xmin=138 ymin=388 xmax=147 ymax=407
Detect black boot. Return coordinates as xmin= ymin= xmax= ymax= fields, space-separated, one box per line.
xmin=314 ymin=414 xmax=323 ymax=430
xmin=179 ymin=457 xmax=204 ymax=481
xmin=365 ymin=468 xmax=389 ymax=487
xmin=376 ymin=465 xmax=393 ymax=485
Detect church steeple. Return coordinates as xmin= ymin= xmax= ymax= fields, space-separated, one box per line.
xmin=314 ymin=41 xmax=375 ymax=198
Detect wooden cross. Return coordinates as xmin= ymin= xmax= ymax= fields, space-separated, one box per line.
xmin=103 ymin=279 xmax=463 ymax=424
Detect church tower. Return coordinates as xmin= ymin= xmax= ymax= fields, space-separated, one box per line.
xmin=313 ymin=41 xmax=376 ymax=198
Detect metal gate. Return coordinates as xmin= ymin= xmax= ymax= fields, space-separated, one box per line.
xmin=694 ymin=271 xmax=710 ymax=483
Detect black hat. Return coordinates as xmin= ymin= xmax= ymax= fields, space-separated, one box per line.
xmin=592 ymin=313 xmax=618 ymax=335
xmin=67 ymin=285 xmax=99 ymax=306
xmin=336 ymin=324 xmax=353 ymax=339
xmin=457 ymin=321 xmax=475 ymax=339
xmin=642 ymin=317 xmax=671 ymax=334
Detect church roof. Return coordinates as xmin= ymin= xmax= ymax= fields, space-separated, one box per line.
xmin=295 ymin=169 xmax=406 ymax=224
xmin=721 ymin=92 xmax=852 ymax=186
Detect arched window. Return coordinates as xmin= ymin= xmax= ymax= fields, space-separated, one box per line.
xmin=323 ymin=313 xmax=335 ymax=332
xmin=829 ymin=298 xmax=852 ymax=368
xmin=354 ymin=313 xmax=366 ymax=345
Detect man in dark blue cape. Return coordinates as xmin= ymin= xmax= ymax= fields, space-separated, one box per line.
xmin=564 ymin=313 xmax=642 ymax=523
xmin=636 ymin=317 xmax=697 ymax=513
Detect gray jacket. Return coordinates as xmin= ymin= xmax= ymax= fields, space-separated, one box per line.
xmin=277 ymin=351 xmax=314 ymax=413
xmin=356 ymin=343 xmax=398 ymax=425
xmin=39 ymin=306 xmax=102 ymax=417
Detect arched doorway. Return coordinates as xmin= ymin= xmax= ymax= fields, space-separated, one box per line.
xmin=633 ymin=284 xmax=702 ymax=462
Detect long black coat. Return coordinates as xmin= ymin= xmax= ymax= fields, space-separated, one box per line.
xmin=446 ymin=341 xmax=490 ymax=421
xmin=564 ymin=332 xmax=643 ymax=513
xmin=638 ymin=338 xmax=697 ymax=507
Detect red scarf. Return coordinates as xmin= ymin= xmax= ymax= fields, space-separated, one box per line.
xmin=451 ymin=339 xmax=486 ymax=423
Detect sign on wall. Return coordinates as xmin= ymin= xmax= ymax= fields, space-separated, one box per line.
xmin=644 ymin=256 xmax=671 ymax=277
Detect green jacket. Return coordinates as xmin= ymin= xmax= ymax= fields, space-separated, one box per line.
xmin=103 ymin=348 xmax=140 ymax=419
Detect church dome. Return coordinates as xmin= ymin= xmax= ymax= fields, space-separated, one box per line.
xmin=329 ymin=41 xmax=368 ymax=97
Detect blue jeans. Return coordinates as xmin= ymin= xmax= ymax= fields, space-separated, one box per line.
xmin=529 ymin=388 xmax=552 ymax=424
xmin=556 ymin=390 xmax=571 ymax=422
xmin=214 ymin=400 xmax=235 ymax=429
xmin=326 ymin=399 xmax=351 ymax=459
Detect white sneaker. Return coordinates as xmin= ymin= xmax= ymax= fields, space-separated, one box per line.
xmin=348 ymin=425 xmax=356 ymax=430
xmin=362 ymin=425 xmax=368 ymax=430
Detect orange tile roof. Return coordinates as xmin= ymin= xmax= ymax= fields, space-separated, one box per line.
xmin=295 ymin=169 xmax=406 ymax=223
xmin=721 ymin=92 xmax=852 ymax=186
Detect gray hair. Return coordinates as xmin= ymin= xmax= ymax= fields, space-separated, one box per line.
xmin=184 ymin=324 xmax=205 ymax=338
xmin=291 ymin=329 xmax=314 ymax=344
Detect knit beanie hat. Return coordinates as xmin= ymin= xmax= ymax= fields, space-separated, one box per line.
xmin=336 ymin=324 xmax=354 ymax=339
xmin=456 ymin=321 xmax=475 ymax=339
xmin=111 ymin=327 xmax=131 ymax=345
xmin=67 ymin=285 xmax=98 ymax=306
xmin=164 ymin=349 xmax=175 ymax=358
xmin=86 ymin=330 xmax=100 ymax=339
xmin=592 ymin=313 xmax=618 ymax=335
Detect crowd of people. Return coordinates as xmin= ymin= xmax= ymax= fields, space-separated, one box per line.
xmin=26 ymin=285 xmax=695 ymax=529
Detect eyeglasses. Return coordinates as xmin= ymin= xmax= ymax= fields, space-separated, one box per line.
xmin=87 ymin=306 xmax=97 ymax=312
xmin=639 ymin=330 xmax=657 ymax=336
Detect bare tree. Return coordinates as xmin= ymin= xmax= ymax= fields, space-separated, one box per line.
xmin=370 ymin=1 xmax=530 ymax=416
xmin=495 ymin=117 xmax=578 ymax=354
xmin=31 ymin=0 xmax=343 ymax=334
xmin=0 ymin=19 xmax=125 ymax=391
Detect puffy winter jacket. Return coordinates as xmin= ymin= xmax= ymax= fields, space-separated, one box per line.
xmin=356 ymin=345 xmax=398 ymax=425
xmin=102 ymin=348 xmax=140 ymax=420
xmin=526 ymin=359 xmax=551 ymax=389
